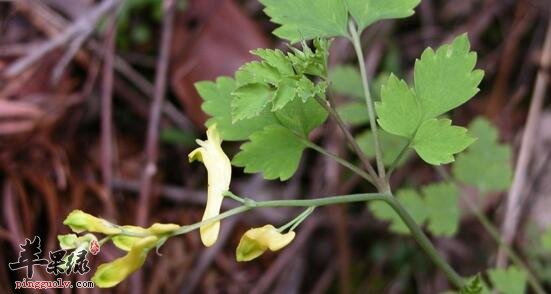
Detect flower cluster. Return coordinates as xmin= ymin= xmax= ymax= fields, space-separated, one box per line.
xmin=60 ymin=210 xmax=179 ymax=288
xmin=59 ymin=125 xmax=297 ymax=288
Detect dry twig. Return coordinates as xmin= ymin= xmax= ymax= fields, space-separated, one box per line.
xmin=136 ymin=0 xmax=177 ymax=226
xmin=4 ymin=0 xmax=121 ymax=77
xmin=496 ymin=17 xmax=551 ymax=267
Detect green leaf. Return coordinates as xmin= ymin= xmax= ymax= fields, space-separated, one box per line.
xmin=415 ymin=34 xmax=484 ymax=119
xmin=460 ymin=275 xmax=490 ymax=294
xmin=235 ymin=61 xmax=280 ymax=86
xmin=346 ymin=0 xmax=421 ymax=32
xmin=231 ymin=83 xmax=274 ymax=122
xmin=288 ymin=39 xmax=330 ymax=77
xmin=329 ymin=65 xmax=364 ymax=99
xmin=412 ymin=119 xmax=476 ymax=165
xmin=376 ymin=74 xmax=422 ymax=138
xmin=259 ymin=0 xmax=349 ymax=42
xmin=274 ymin=95 xmax=328 ymax=136
xmin=272 ymin=78 xmax=298 ymax=111
xmin=232 ymin=125 xmax=307 ymax=181
xmin=357 ymin=129 xmax=410 ymax=166
xmin=252 ymin=49 xmax=295 ymax=76
xmin=488 ymin=266 xmax=526 ymax=294
xmin=375 ymin=35 xmax=483 ymax=165
xmin=369 ymin=189 xmax=427 ymax=234
xmin=295 ymin=76 xmax=315 ymax=102
xmin=234 ymin=41 xmax=329 ymax=113
xmin=423 ymin=182 xmax=459 ymax=236
xmin=196 ymin=77 xmax=277 ymax=141
xmin=453 ymin=117 xmax=512 ymax=192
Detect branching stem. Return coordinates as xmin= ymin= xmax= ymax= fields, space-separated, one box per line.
xmin=313 ymin=95 xmax=381 ymax=188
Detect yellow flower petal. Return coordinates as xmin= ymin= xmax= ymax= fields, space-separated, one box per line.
xmin=188 ymin=124 xmax=232 ymax=247
xmin=57 ymin=233 xmax=97 ymax=250
xmin=112 ymin=225 xmax=148 ymax=251
xmin=112 ymin=223 xmax=179 ymax=251
xmin=236 ymin=225 xmax=295 ymax=262
xmin=63 ymin=210 xmax=121 ymax=235
xmin=92 ymin=236 xmax=158 ymax=288
xmin=148 ymin=223 xmax=180 ymax=235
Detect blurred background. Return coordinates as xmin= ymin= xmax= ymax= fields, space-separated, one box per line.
xmin=0 ymin=0 xmax=550 ymax=292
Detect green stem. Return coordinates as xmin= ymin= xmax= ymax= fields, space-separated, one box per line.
xmin=349 ymin=21 xmax=385 ymax=179
xmin=299 ymin=138 xmax=377 ymax=186
xmin=115 ymin=189 xmax=465 ymax=289
xmin=174 ymin=205 xmax=252 ymax=236
xmin=313 ymin=94 xmax=380 ymax=187
xmin=225 ymin=191 xmax=247 ymax=204
xmin=385 ymin=196 xmax=465 ymax=289
xmin=171 ymin=193 xmax=389 ymax=237
xmin=278 ymin=206 xmax=315 ymax=232
xmin=386 ymin=140 xmax=412 ymax=179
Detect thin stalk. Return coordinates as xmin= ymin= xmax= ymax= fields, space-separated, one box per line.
xmin=174 ymin=205 xmax=252 ymax=236
xmin=299 ymin=138 xmax=377 ymax=186
xmin=278 ymin=206 xmax=315 ymax=232
xmin=225 ymin=191 xmax=247 ymax=204
xmin=385 ymin=196 xmax=465 ymax=289
xmin=386 ymin=140 xmax=412 ymax=179
xmin=436 ymin=167 xmax=546 ymax=294
xmin=171 ymin=193 xmax=388 ymax=236
xmin=289 ymin=206 xmax=315 ymax=231
xmin=464 ymin=196 xmax=546 ymax=294
xmin=349 ymin=21 xmax=386 ymax=179
xmin=313 ymin=94 xmax=380 ymax=187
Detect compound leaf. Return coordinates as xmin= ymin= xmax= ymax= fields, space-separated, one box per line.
xmin=375 ymin=35 xmax=482 ymax=165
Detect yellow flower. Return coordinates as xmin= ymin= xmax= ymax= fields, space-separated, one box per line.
xmin=236 ymin=225 xmax=295 ymax=262
xmin=189 ymin=124 xmax=232 ymax=247
xmin=63 ymin=210 xmax=121 ymax=235
xmin=112 ymin=223 xmax=180 ymax=251
xmin=92 ymin=236 xmax=158 ymax=288
xmin=57 ymin=233 xmax=97 ymax=250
